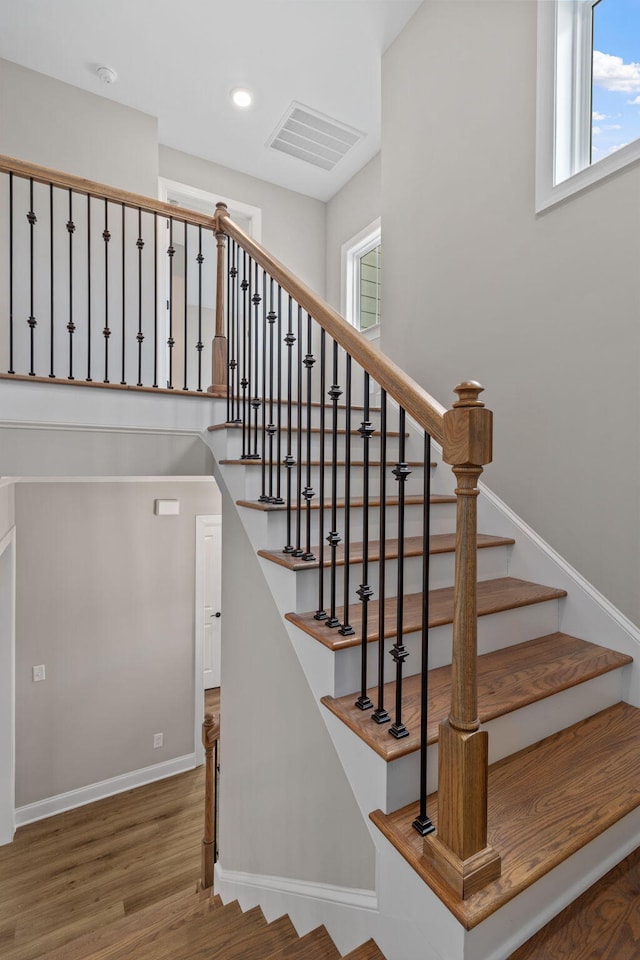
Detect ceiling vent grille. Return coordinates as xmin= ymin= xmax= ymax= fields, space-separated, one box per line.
xmin=267 ymin=102 xmax=365 ymax=171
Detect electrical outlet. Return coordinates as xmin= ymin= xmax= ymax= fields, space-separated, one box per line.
xmin=32 ymin=665 xmax=46 ymax=682
xmin=153 ymin=733 xmax=163 ymax=749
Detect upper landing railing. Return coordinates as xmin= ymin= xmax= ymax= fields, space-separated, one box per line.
xmin=0 ymin=154 xmax=500 ymax=900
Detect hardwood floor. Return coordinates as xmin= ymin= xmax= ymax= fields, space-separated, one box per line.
xmin=0 ymin=687 xmax=221 ymax=960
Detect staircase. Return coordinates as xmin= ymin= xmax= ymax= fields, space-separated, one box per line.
xmin=37 ymin=887 xmax=386 ymax=960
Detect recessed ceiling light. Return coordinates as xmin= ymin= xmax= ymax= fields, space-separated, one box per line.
xmin=96 ymin=65 xmax=118 ymax=85
xmin=231 ymin=88 xmax=253 ymax=109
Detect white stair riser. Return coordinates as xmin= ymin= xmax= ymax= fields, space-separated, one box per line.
xmin=236 ymin=464 xmax=433 ymax=502
xmin=287 ymin=544 xmax=511 ymax=613
xmin=219 ymin=429 xmax=406 ymax=463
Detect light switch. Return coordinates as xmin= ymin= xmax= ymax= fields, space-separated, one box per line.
xmin=154 ymin=499 xmax=180 ymax=516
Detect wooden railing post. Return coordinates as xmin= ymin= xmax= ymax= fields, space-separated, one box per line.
xmin=209 ymin=202 xmax=229 ymax=395
xmin=200 ymin=712 xmax=219 ymax=891
xmin=423 ymin=381 xmax=501 ymax=899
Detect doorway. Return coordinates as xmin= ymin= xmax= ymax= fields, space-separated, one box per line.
xmin=195 ymin=515 xmax=222 ymax=764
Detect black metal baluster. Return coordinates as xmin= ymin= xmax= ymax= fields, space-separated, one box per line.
xmin=136 ymin=208 xmax=144 ymax=386
xmin=229 ymin=240 xmax=240 ymax=422
xmin=251 ymin=261 xmax=261 ymax=459
xmin=372 ymin=390 xmax=390 ymax=724
xmin=167 ymin=217 xmax=175 ymax=388
xmin=66 ymin=189 xmax=75 ymax=379
xmin=274 ymin=284 xmax=284 ymax=504
xmin=314 ymin=329 xmax=327 ymax=621
xmin=103 ymin=200 xmax=111 ymax=382
xmin=153 ymin=214 xmax=158 ymax=387
xmin=8 ymin=173 xmax=14 ymax=374
xmin=356 ymin=372 xmax=374 ymax=709
xmin=225 ymin=236 xmax=231 ymax=416
xmin=119 ymin=204 xmax=126 ymax=384
xmin=86 ymin=194 xmax=92 ymax=381
xmin=283 ymin=295 xmax=295 ymax=553
xmin=259 ymin=268 xmax=268 ymax=501
xmin=413 ymin=431 xmax=435 ymax=836
xmin=49 ymin=184 xmax=54 ymax=378
xmin=339 ymin=355 xmax=354 ymax=633
xmin=27 ymin=178 xmax=37 ymax=376
xmin=292 ymin=305 xmax=304 ymax=558
xmin=389 ymin=407 xmax=410 ymax=739
xmin=196 ymin=225 xmax=204 ymax=393
xmin=183 ymin=222 xmax=188 ymax=390
xmin=302 ymin=313 xmax=315 ymax=560
xmin=240 ymin=252 xmax=250 ymax=457
xmin=266 ymin=278 xmax=277 ymax=501
xmin=326 ymin=340 xmax=342 ymax=628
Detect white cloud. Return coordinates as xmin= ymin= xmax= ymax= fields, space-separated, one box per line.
xmin=592 ymin=125 xmax=602 ymax=135
xmin=592 ymin=111 xmax=608 ymax=120
xmin=593 ymin=50 xmax=640 ymax=93
xmin=604 ymin=142 xmax=629 ymax=156
xmin=605 ymin=123 xmax=622 ymax=130
xmin=629 ymin=95 xmax=640 ymax=105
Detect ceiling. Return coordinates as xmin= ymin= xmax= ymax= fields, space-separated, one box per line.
xmin=0 ymin=0 xmax=421 ymax=202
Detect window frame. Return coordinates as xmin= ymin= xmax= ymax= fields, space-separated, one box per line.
xmin=341 ymin=218 xmax=381 ymax=340
xmin=536 ymin=0 xmax=640 ymax=211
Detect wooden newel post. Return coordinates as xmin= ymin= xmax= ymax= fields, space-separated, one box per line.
xmin=209 ymin=202 xmax=229 ymax=395
xmin=423 ymin=381 xmax=501 ymax=899
xmin=200 ymin=712 xmax=219 ymax=891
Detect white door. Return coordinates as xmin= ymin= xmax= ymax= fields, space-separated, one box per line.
xmin=196 ymin=515 xmax=222 ymax=690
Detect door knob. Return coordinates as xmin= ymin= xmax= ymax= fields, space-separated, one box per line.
xmin=211 ymin=611 xmax=221 ymax=618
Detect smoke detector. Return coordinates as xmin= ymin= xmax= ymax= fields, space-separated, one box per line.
xmin=96 ymin=66 xmax=118 ymax=85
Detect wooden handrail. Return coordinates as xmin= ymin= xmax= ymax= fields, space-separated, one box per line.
xmin=214 ymin=204 xmax=447 ymax=445
xmin=0 ymin=154 xmax=218 ymax=230
xmin=201 ymin=712 xmax=219 ymax=891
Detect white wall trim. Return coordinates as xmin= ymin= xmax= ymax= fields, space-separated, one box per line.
xmin=0 ymin=528 xmax=16 ymax=846
xmin=15 ymin=753 xmax=197 ymax=827
xmin=0 ymin=419 xmax=203 ymax=437
xmin=158 ymin=177 xmax=262 ymax=242
xmin=216 ymin=864 xmax=377 ymax=911
xmin=10 ymin=476 xmax=216 ymax=484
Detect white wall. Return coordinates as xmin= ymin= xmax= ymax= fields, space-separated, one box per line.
xmin=0 ymin=58 xmax=158 ymax=196
xmin=219 ymin=488 xmax=375 ymax=889
xmin=325 ymin=152 xmax=381 ymax=312
xmin=14 ymin=479 xmax=219 ymax=807
xmin=159 ymin=146 xmax=326 ymax=297
xmin=382 ymin=0 xmax=640 ymax=624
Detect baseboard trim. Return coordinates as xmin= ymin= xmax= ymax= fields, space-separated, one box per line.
xmin=215 ymin=863 xmax=378 ymax=912
xmin=15 ymin=753 xmax=197 ymax=826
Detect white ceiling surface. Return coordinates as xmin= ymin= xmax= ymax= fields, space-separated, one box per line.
xmin=0 ymin=0 xmax=421 ymax=202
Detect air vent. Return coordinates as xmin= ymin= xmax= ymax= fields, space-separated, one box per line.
xmin=267 ymin=102 xmax=365 ymax=171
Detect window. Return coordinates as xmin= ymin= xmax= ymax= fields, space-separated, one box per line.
xmin=342 ymin=219 xmax=381 ymax=337
xmin=536 ymin=0 xmax=640 ymax=210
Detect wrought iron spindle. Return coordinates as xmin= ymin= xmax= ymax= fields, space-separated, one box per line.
xmin=413 ymin=430 xmax=435 ymax=836
xmin=86 ymin=194 xmax=92 ymax=381
xmin=196 ymin=226 xmax=204 ymax=393
xmin=183 ymin=222 xmax=189 ymax=390
xmin=240 ymin=252 xmax=250 ymax=457
xmin=372 ymin=390 xmax=390 ymax=724
xmin=302 ymin=312 xmax=315 ymax=560
xmin=120 ymin=204 xmax=125 ymax=384
xmin=167 ymin=217 xmax=175 ymax=389
xmin=251 ymin=261 xmax=261 ymax=458
xmin=274 ymin=284 xmax=284 ymax=504
xmin=136 ymin=208 xmax=144 ymax=386
xmin=229 ymin=240 xmax=240 ymax=422
xmin=283 ymin=294 xmax=295 ymax=553
xmin=356 ymin=371 xmax=374 ymax=709
xmin=27 ymin=178 xmax=37 ymax=376
xmin=8 ymin=173 xmax=14 ymax=374
xmin=49 ymin=185 xmax=54 ymax=378
xmin=326 ymin=340 xmax=342 ymax=628
xmin=389 ymin=407 xmax=410 ymax=739
xmin=66 ymin=189 xmax=76 ymax=379
xmin=153 ymin=213 xmax=158 ymax=388
xmin=259 ymin=268 xmax=268 ymax=502
xmin=292 ymin=305 xmax=304 ymax=557
xmin=314 ymin=329 xmax=328 ymax=622
xmin=103 ymin=200 xmax=111 ymax=382
xmin=266 ymin=278 xmax=277 ymax=501
xmin=339 ymin=355 xmax=354 ymax=633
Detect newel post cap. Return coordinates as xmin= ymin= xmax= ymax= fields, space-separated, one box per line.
xmin=214 ymin=202 xmax=229 ymax=232
xmin=443 ymin=381 xmax=493 ymax=466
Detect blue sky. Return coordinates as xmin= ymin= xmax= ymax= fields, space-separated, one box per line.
xmin=592 ymin=0 xmax=640 ymax=159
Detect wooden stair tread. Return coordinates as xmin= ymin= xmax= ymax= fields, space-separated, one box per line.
xmin=370 ymin=702 xmax=640 ymax=930
xmin=286 ymin=577 xmax=568 ymax=651
xmin=35 ymin=889 xmax=222 ymax=960
xmin=321 ymin=634 xmax=632 ymax=761
xmin=342 ymin=940 xmax=387 ymax=960
xmin=219 ymin=458 xmax=433 ymax=468
xmin=262 ymin=924 xmax=340 ymax=960
xmin=210 ymin=913 xmax=298 ymax=960
xmin=259 ymin=532 xmax=514 ymax=571
xmin=237 ymin=494 xmax=455 ymax=512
